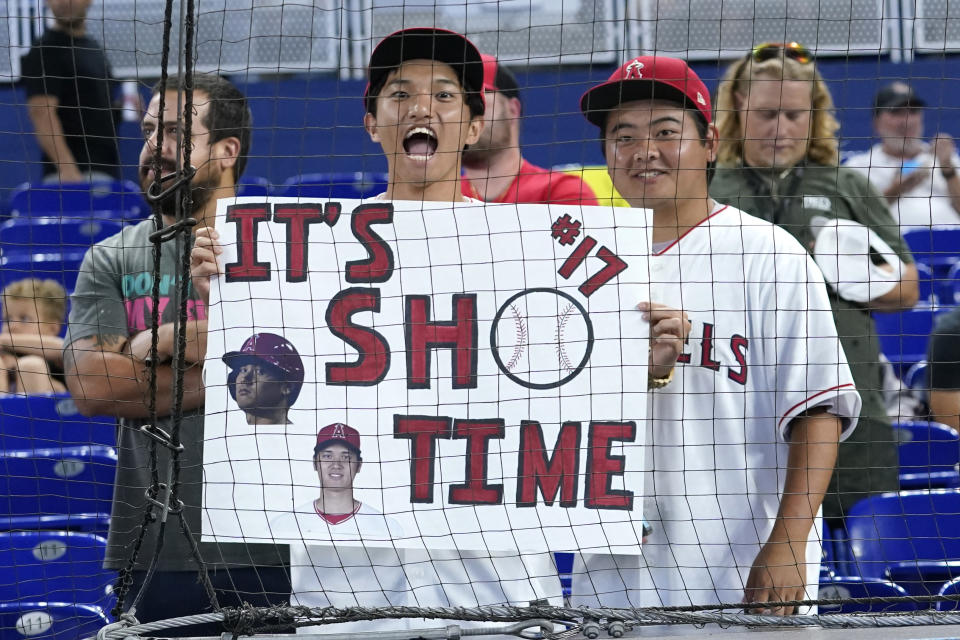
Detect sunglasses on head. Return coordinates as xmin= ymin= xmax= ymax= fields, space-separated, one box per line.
xmin=750 ymin=42 xmax=813 ymax=64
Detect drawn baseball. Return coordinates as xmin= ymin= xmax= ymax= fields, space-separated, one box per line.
xmin=490 ymin=288 xmax=593 ymax=390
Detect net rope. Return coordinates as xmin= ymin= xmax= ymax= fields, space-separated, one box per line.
xmin=3 ymin=1 xmax=960 ymax=637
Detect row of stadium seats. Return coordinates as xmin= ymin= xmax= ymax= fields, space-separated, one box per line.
xmin=0 ymin=395 xmax=117 ymax=638
xmin=822 ymin=490 xmax=960 ymax=606
xmin=1 ymin=173 xmax=390 ymax=220
xmin=1 ymin=401 xmax=958 ymax=626
xmin=875 ymin=228 xmax=960 ymax=375
xmin=0 ymin=531 xmax=116 ymax=637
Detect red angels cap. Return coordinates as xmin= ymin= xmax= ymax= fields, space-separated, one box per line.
xmin=314 ymin=422 xmax=362 ymax=456
xmin=580 ymin=56 xmax=712 ymax=128
xmin=223 ymin=332 xmax=305 ymax=403
xmin=481 ymin=54 xmax=499 ymax=91
xmin=364 ymin=27 xmax=485 ymax=112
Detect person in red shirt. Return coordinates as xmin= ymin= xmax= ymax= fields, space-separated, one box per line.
xmin=461 ymin=54 xmax=597 ymax=205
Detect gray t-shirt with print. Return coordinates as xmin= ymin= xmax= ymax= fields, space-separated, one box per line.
xmin=65 ymin=218 xmax=287 ymax=570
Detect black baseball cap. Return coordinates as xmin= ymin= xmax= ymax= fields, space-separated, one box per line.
xmin=874 ymin=82 xmax=926 ymax=113
xmin=364 ymin=27 xmax=485 ymax=114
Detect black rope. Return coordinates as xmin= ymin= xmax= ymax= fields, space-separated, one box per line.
xmin=168 ymin=0 xmax=219 ymax=610
xmin=110 ymin=0 xmax=176 ymax=617
xmin=112 ymin=0 xmax=219 ymax=619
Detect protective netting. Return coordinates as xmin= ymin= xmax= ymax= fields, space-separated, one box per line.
xmin=1 ymin=1 xmax=960 ymax=639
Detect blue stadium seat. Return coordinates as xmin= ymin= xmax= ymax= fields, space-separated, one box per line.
xmin=845 ymin=489 xmax=960 ymax=597
xmin=279 ymin=172 xmax=388 ymax=200
xmin=0 ymin=445 xmax=116 ymax=523
xmin=818 ymin=575 xmax=918 ymax=613
xmin=937 ymin=575 xmax=960 ymax=611
xmin=0 ymin=531 xmax=116 ymax=610
xmin=872 ymin=308 xmax=943 ymax=374
xmin=0 ymin=602 xmax=111 ymax=640
xmin=0 ymin=217 xmax=122 ymax=255
xmin=947 ymin=261 xmax=960 ymax=306
xmin=236 ymin=175 xmax=273 ymax=197
xmin=915 ymin=262 xmax=937 ymax=307
xmin=903 ymin=227 xmax=960 ymax=275
xmin=893 ymin=421 xmax=960 ymax=489
xmin=0 ymin=251 xmax=87 ymax=293
xmin=0 ymin=395 xmax=116 ymax=450
xmin=7 ymin=181 xmax=147 ymax=220
xmin=553 ymin=552 xmax=574 ymax=598
xmin=0 ymin=514 xmax=109 ymax=535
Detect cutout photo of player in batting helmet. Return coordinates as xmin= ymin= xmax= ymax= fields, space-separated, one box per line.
xmin=223 ymin=332 xmax=304 ymax=425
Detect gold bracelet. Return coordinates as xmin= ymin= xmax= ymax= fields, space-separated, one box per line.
xmin=648 ymin=367 xmax=675 ymax=390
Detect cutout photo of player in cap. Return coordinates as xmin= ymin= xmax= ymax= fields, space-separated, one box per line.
xmin=311 ymin=422 xmax=381 ymax=525
xmin=268 ymin=422 xmax=407 ymax=634
xmin=223 ymin=332 xmax=304 ymax=425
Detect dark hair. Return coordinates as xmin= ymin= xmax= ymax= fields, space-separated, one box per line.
xmin=492 ymin=63 xmax=520 ymax=102
xmin=151 ymin=74 xmax=252 ymax=182
xmin=313 ymin=446 xmax=362 ymax=463
xmin=365 ymin=63 xmax=485 ymax=120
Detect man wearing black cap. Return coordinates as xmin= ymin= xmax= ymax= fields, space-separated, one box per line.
xmin=460 ymin=54 xmax=597 ymax=205
xmin=192 ymin=25 xmax=563 ymax=624
xmin=846 ymin=81 xmax=960 ymax=227
xmin=363 ymin=27 xmax=485 ymax=203
xmin=576 ymin=55 xmax=855 ymax=615
xmin=362 ymin=26 xmax=563 ymax=617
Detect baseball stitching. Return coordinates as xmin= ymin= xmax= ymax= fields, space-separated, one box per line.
xmin=505 ymin=303 xmax=527 ymax=371
xmin=555 ymin=302 xmax=575 ymax=373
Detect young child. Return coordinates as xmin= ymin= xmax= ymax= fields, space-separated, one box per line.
xmin=0 ymin=278 xmax=68 ymax=394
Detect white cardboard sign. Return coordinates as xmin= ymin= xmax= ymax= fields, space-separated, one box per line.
xmin=201 ymin=197 xmax=652 ymax=556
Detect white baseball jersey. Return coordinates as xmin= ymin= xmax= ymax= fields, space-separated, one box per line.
xmin=845 ymin=144 xmax=960 ymax=228
xmin=272 ymin=501 xmax=410 ymax=634
xmin=573 ymin=204 xmax=861 ymax=611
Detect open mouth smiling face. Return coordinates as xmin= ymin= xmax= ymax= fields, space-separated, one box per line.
xmin=403 ymin=126 xmax=439 ymax=162
xmin=365 ymin=58 xmax=484 ymax=190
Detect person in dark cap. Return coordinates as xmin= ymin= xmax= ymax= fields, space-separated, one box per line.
xmin=223 ymin=332 xmax=304 ymax=425
xmin=191 ymin=26 xmax=563 ymax=626
xmin=845 ymin=81 xmax=960 ymax=227
xmin=460 ymin=53 xmax=597 ymax=205
xmin=363 ymin=27 xmax=486 ymax=203
xmin=362 ymin=26 xmax=563 ymax=619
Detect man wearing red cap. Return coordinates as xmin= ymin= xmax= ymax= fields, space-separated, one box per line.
xmin=460 ymin=54 xmax=597 ymax=205
xmin=223 ymin=332 xmax=304 ymax=425
xmin=573 ymin=56 xmax=858 ymax=616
